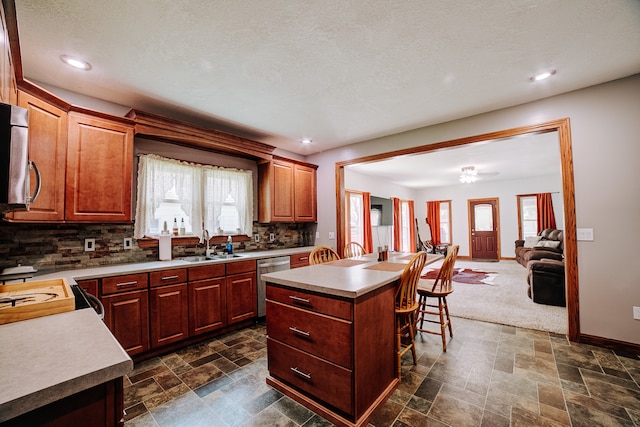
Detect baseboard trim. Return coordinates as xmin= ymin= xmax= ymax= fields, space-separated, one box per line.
xmin=579 ymin=333 xmax=640 ymax=358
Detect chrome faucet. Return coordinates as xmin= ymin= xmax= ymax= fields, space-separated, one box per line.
xmin=203 ymin=229 xmax=213 ymax=257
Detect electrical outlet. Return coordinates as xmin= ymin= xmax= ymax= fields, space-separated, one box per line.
xmin=328 ymin=231 xmax=335 ymax=240
xmin=316 ymin=231 xmax=320 ymax=239
xmin=633 ymin=306 xmax=640 ymax=320
xmin=84 ymin=238 xmax=95 ymax=252
xmin=254 ymin=234 xmax=260 ymax=243
xmin=269 ymin=233 xmax=275 ymax=242
xmin=123 ymin=238 xmax=132 ymax=250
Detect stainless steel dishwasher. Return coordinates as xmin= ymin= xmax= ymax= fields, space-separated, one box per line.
xmin=257 ymin=256 xmax=290 ymax=317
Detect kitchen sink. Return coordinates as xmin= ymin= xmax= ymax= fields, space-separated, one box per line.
xmin=180 ymin=255 xmax=215 ymax=262
xmin=211 ymin=254 xmax=244 ymax=259
xmin=180 ymin=254 xmax=244 ymax=262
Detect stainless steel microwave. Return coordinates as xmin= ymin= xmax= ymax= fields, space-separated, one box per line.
xmin=0 ymin=102 xmax=40 ymax=213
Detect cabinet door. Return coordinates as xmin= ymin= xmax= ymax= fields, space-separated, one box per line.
xmin=149 ymin=283 xmax=189 ymax=348
xmin=66 ymin=112 xmax=133 ymax=222
xmin=188 ymin=277 xmax=227 ymax=336
xmin=102 ymin=290 xmax=149 ymax=355
xmin=6 ymin=91 xmax=67 ymax=222
xmin=293 ymin=164 xmax=317 ymax=222
xmin=226 ymin=272 xmax=256 ymax=324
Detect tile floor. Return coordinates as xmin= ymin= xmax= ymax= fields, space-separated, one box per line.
xmin=124 ymin=318 xmax=640 ymax=427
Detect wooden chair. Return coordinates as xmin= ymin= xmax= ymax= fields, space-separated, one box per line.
xmin=309 ymin=245 xmax=341 ymax=265
xmin=395 ymin=251 xmax=428 ymax=379
xmin=343 ymin=241 xmax=366 ymax=258
xmin=415 ymin=245 xmax=459 ymax=351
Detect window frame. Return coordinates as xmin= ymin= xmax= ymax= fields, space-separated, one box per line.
xmin=517 ymin=194 xmax=538 ymax=239
xmin=345 ymin=190 xmax=365 ymax=245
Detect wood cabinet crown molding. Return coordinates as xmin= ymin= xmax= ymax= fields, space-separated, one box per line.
xmin=126 ymin=109 xmax=276 ymax=160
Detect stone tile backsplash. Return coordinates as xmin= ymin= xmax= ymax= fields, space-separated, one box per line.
xmin=0 ymin=222 xmax=316 ymax=274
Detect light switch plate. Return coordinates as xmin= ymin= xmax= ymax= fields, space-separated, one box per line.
xmin=123 ymin=238 xmax=132 ymax=250
xmin=316 ymin=231 xmax=320 ymax=239
xmin=84 ymin=238 xmax=95 ymax=252
xmin=633 ymin=306 xmax=640 ymax=320
xmin=328 ymin=232 xmax=335 ymax=240
xmin=254 ymin=234 xmax=260 ymax=243
xmin=576 ymin=228 xmax=594 ymax=241
xmin=269 ymin=233 xmax=275 ymax=242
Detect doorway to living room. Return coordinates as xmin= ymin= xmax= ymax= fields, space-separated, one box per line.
xmin=337 ymin=119 xmax=578 ymax=340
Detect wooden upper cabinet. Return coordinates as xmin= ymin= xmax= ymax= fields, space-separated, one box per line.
xmin=293 ymin=163 xmax=316 ymax=222
xmin=66 ymin=112 xmax=134 ymax=222
xmin=6 ymin=91 xmax=68 ymax=221
xmin=259 ymin=158 xmax=317 ymax=223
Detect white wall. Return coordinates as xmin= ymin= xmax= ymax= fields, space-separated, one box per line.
xmin=307 ymin=74 xmax=640 ymax=345
xmin=415 ymin=174 xmax=563 ymax=258
xmin=344 ymin=168 xmax=417 ymax=251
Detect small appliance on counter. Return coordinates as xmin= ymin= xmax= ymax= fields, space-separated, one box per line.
xmin=0 ymin=264 xmax=37 ymax=284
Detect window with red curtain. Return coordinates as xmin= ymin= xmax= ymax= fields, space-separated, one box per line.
xmin=426 ymin=201 xmax=441 ymax=245
xmin=536 ymin=192 xmax=557 ymax=232
xmin=345 ymin=190 xmax=373 ymax=253
xmin=392 ymin=198 xmax=416 ymax=252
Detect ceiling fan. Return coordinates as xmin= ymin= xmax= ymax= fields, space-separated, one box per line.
xmin=459 ymin=166 xmax=499 ymax=183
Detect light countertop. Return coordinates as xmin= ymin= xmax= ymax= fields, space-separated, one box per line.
xmin=31 ymin=246 xmax=316 ymax=284
xmin=0 ymin=246 xmax=315 ymax=422
xmin=0 ymin=308 xmax=133 ymax=422
xmin=262 ymin=252 xmax=443 ymax=298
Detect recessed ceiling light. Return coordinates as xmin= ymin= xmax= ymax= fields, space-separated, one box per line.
xmin=301 ymin=138 xmax=312 ymax=144
xmin=530 ymin=69 xmax=556 ymax=82
xmin=60 ymin=55 xmax=92 ymax=70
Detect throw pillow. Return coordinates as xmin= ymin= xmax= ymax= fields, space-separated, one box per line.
xmin=524 ymin=236 xmax=542 ymax=248
xmin=535 ymin=240 xmax=561 ymax=248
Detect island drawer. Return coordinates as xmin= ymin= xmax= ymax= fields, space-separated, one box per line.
xmin=267 ymin=337 xmax=353 ymax=416
xmin=150 ymin=268 xmax=187 ymax=288
xmin=266 ymin=300 xmax=352 ymax=368
xmin=101 ymin=272 xmax=148 ymax=295
xmin=266 ymin=285 xmax=352 ymax=321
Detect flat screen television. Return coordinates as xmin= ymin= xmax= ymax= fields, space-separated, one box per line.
xmin=370 ymin=196 xmax=393 ymax=226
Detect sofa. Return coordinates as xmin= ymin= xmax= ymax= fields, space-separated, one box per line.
xmin=515 ymin=228 xmax=566 ymax=307
xmin=514 ymin=228 xmax=564 ymax=268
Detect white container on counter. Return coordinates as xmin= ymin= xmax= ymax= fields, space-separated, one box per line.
xmin=158 ymin=235 xmax=172 ymax=261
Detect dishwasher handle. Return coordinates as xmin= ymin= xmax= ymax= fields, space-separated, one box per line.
xmin=258 ymin=260 xmax=291 ymax=268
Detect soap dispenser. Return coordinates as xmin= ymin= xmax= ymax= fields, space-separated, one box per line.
xmin=226 ymin=236 xmax=233 ymax=254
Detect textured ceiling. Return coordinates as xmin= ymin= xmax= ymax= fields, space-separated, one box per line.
xmin=14 ymin=0 xmax=640 ymax=156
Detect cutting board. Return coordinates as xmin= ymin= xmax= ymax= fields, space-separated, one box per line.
xmin=0 ymin=278 xmax=75 ymax=325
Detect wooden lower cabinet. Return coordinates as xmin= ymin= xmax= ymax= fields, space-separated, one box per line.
xmin=2 ymin=377 xmax=124 ymax=427
xmin=101 ymin=289 xmax=150 ymax=356
xmin=226 ymin=272 xmax=256 ymax=325
xmin=266 ymin=282 xmax=397 ymax=427
xmin=187 ymin=264 xmax=227 ymax=336
xmin=149 ymin=283 xmax=189 ymax=348
xmin=188 ymin=277 xmax=226 ymax=336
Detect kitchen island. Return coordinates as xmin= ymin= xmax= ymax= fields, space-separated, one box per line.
xmin=262 ymin=252 xmax=441 ymax=427
xmin=0 ymin=308 xmax=133 ymax=425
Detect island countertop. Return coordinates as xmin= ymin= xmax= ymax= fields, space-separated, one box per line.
xmin=0 ymin=308 xmax=133 ymax=423
xmin=262 ymin=252 xmax=443 ymax=298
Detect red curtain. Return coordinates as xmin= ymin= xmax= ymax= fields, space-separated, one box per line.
xmin=408 ymin=200 xmax=416 ymax=252
xmin=392 ymin=197 xmax=401 ymax=251
xmin=426 ymin=201 xmax=441 ymax=245
xmin=536 ymin=193 xmax=556 ymax=232
xmin=362 ymin=192 xmax=373 ymax=253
